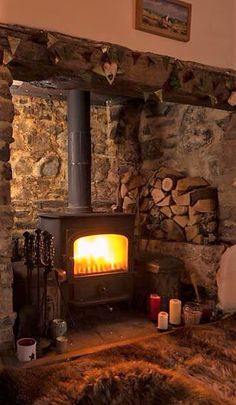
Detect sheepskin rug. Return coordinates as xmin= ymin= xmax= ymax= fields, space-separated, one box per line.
xmin=0 ymin=315 xmax=236 ymax=405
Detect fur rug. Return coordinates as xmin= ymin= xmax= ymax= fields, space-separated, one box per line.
xmin=0 ymin=315 xmax=236 ymax=405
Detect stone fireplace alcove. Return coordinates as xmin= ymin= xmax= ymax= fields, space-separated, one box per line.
xmin=0 ymin=23 xmax=236 ymax=348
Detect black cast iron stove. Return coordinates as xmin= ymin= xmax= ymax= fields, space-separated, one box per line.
xmin=39 ymin=90 xmax=135 ymax=308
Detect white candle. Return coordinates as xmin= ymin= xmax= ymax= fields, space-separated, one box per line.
xmin=157 ymin=311 xmax=168 ymax=330
xmin=169 ymin=299 xmax=182 ymax=325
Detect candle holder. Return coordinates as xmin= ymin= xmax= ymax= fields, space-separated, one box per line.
xmin=183 ymin=302 xmax=202 ymax=326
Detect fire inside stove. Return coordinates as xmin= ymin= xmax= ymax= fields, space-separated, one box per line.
xmin=73 ymin=234 xmax=128 ymax=275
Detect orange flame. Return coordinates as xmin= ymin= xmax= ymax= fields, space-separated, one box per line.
xmin=73 ymin=234 xmax=128 ymax=275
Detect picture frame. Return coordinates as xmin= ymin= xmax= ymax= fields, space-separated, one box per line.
xmin=136 ymin=0 xmax=192 ymax=42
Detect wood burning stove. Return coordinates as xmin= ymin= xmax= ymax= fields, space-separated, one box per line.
xmin=39 ymin=90 xmax=135 ymax=307
xmin=39 ymin=212 xmax=135 ymax=307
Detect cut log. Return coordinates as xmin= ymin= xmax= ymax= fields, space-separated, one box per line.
xmin=160 ymin=219 xmax=185 ymax=241
xmin=135 ymin=213 xmax=148 ymax=227
xmin=170 ymin=205 xmax=188 ymax=216
xmin=173 ymin=215 xmax=189 ymax=228
xmin=157 ymin=195 xmax=172 ymax=207
xmin=207 ymin=221 xmax=217 ymax=233
xmin=188 ymin=206 xmax=202 ymax=225
xmin=150 ymin=205 xmax=161 ymax=216
xmin=190 ymin=187 xmax=218 ymax=206
xmin=120 ymin=183 xmax=128 ymax=199
xmin=162 ymin=177 xmax=175 ymax=192
xmin=123 ymin=196 xmax=136 ymax=211
xmin=151 ymin=189 xmax=166 ymax=204
xmin=153 ymin=179 xmax=162 ymax=189
xmin=188 ymin=214 xmax=202 ymax=226
xmin=121 ymin=169 xmax=136 ymax=185
xmin=155 ymin=167 xmax=184 ymax=180
xmin=140 ymin=198 xmax=153 ymax=212
xmin=152 ymin=229 xmax=165 ymax=239
xmin=172 ymin=192 xmax=190 ymax=206
xmin=185 ymin=225 xmax=200 ymax=241
xmin=160 ymin=206 xmax=172 ymax=218
xmin=128 ymin=188 xmax=138 ymax=199
xmin=176 ymin=177 xmax=209 ymax=192
xmin=192 ymin=234 xmax=204 ymax=244
xmin=193 ymin=199 xmax=217 ymax=213
xmin=126 ymin=174 xmax=146 ymax=191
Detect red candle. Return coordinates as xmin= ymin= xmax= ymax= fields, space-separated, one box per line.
xmin=149 ymin=294 xmax=161 ymax=321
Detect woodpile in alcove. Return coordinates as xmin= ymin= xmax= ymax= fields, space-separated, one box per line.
xmin=120 ymin=168 xmax=218 ymax=245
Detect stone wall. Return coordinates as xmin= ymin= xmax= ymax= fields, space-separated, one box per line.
xmin=0 ymin=66 xmax=15 ymax=348
xmin=11 ymin=96 xmax=236 ymax=246
xmin=138 ymin=101 xmax=235 ymax=244
xmin=11 ymin=96 xmax=68 ymax=237
xmin=10 ymin=95 xmax=236 ymax=306
xmin=11 ymin=96 xmax=142 ymax=238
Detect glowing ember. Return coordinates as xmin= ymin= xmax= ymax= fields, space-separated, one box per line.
xmin=73 ymin=234 xmax=128 ymax=275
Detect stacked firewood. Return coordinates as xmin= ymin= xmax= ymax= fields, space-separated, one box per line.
xmin=119 ymin=168 xmax=218 ymax=245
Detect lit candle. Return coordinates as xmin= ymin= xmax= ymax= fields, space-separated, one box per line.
xmin=169 ymin=299 xmax=182 ymax=325
xmin=157 ymin=311 xmax=168 ymax=331
xmin=149 ymin=294 xmax=161 ymax=321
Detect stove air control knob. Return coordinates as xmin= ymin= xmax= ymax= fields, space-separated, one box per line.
xmin=99 ymin=285 xmax=108 ymax=295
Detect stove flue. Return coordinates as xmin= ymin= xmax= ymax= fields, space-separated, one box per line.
xmin=67 ymin=90 xmax=91 ymax=213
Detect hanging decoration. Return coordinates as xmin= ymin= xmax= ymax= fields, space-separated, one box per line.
xmin=47 ymin=33 xmax=58 ymax=48
xmin=227 ymin=91 xmax=236 ymax=106
xmin=132 ymin=51 xmax=141 ymax=65
xmin=8 ymin=36 xmax=21 ymax=55
xmin=208 ymin=94 xmax=218 ymax=106
xmin=3 ymin=50 xmax=13 ymax=65
xmin=143 ymin=92 xmax=150 ymax=102
xmin=147 ymin=55 xmax=156 ymax=67
xmin=162 ymin=56 xmax=171 ymax=70
xmin=103 ymin=61 xmax=118 ymax=85
xmin=154 ymin=89 xmax=163 ymax=103
xmin=94 ymin=44 xmax=124 ymax=85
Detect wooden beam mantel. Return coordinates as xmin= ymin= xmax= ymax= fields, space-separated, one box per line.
xmin=0 ymin=23 xmax=236 ymax=110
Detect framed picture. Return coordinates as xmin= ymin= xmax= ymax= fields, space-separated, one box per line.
xmin=136 ymin=0 xmax=192 ymax=42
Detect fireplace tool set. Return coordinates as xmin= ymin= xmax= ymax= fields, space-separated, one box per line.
xmin=23 ymin=228 xmax=74 ymax=337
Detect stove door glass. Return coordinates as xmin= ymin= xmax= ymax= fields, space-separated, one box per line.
xmin=73 ymin=234 xmax=128 ymax=275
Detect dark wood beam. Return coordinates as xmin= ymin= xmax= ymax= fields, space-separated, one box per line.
xmin=1 ymin=23 xmax=236 ymax=110
xmin=10 ymin=82 xmax=135 ymax=105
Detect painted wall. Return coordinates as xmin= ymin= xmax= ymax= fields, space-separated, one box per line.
xmin=0 ymin=0 xmax=235 ymax=70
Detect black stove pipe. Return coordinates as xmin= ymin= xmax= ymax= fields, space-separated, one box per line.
xmin=67 ymin=90 xmax=91 ymax=213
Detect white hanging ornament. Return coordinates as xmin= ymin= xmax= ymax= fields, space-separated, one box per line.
xmin=227 ymin=91 xmax=236 ymax=106
xmin=154 ymin=89 xmax=163 ymax=103
xmin=208 ymin=94 xmax=217 ymax=106
xmin=103 ymin=61 xmax=118 ymax=85
xmin=143 ymin=92 xmax=150 ymax=102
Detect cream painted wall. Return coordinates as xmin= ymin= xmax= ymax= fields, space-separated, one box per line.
xmin=0 ymin=0 xmax=234 ymax=69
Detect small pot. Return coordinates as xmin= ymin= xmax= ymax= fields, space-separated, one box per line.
xmin=16 ymin=338 xmax=37 ymax=362
xmin=183 ymin=302 xmax=202 ymax=326
xmin=49 ymin=319 xmax=67 ymax=340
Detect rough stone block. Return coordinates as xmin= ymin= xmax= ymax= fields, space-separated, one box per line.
xmin=0 ymin=66 xmax=13 ymax=86
xmin=0 ymin=162 xmax=12 ymax=181
xmin=0 ymin=80 xmax=11 ymax=99
xmin=0 ymin=121 xmax=13 ymax=143
xmin=0 ymin=180 xmax=10 ymax=205
xmin=0 ymin=286 xmax=13 ymax=313
xmin=0 ymin=97 xmax=14 ymax=122
xmin=139 ymin=239 xmax=226 ymax=298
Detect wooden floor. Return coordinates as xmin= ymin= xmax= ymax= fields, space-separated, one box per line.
xmin=0 ymin=306 xmax=159 ymax=369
